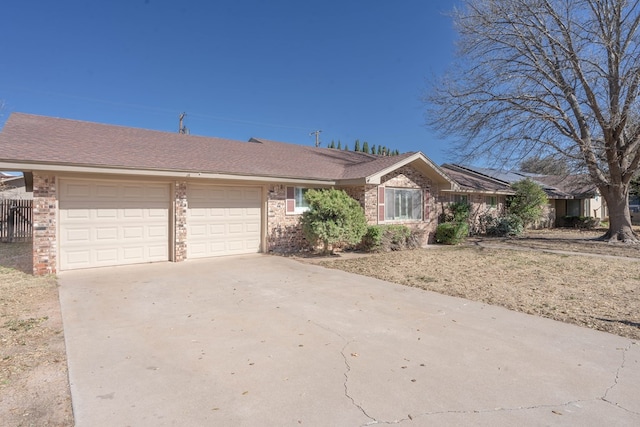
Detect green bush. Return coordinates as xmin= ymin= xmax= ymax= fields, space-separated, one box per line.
xmin=361 ymin=225 xmax=383 ymax=251
xmin=507 ymin=179 xmax=548 ymax=228
xmin=436 ymin=201 xmax=471 ymax=244
xmin=561 ymin=216 xmax=600 ymax=229
xmin=435 ymin=222 xmax=469 ymax=244
xmin=485 ymin=214 xmax=523 ymax=236
xmin=360 ymin=225 xmax=418 ymax=252
xmin=300 ymin=189 xmax=368 ymax=254
xmin=439 ymin=201 xmax=471 ymax=223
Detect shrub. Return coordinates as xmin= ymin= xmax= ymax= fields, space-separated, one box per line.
xmin=486 ymin=214 xmax=524 ymax=236
xmin=300 ymin=189 xmax=368 ymax=254
xmin=439 ymin=201 xmax=471 ymax=223
xmin=436 ymin=201 xmax=471 ymax=244
xmin=360 ymin=225 xmax=419 ymax=252
xmin=561 ymin=216 xmax=600 ymax=229
xmin=435 ymin=222 xmax=469 ymax=244
xmin=361 ymin=225 xmax=383 ymax=251
xmin=507 ymin=179 xmax=548 ymax=228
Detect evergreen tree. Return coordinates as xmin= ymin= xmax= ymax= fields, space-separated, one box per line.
xmin=370 ymin=144 xmax=376 ymax=155
xmin=328 ymin=140 xmax=335 ymax=149
xmin=354 ymin=139 xmax=361 ymax=152
xmin=344 ymin=143 xmax=349 ymax=151
xmin=377 ymin=145 xmax=383 ymax=155
xmin=337 ymin=140 xmax=342 ymax=150
xmin=362 ymin=141 xmax=370 ymax=153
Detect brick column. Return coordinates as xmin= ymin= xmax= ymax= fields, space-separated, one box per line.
xmin=174 ymin=181 xmax=188 ymax=261
xmin=32 ymin=174 xmax=57 ymax=275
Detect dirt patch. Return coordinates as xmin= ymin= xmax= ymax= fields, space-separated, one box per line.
xmin=0 ymin=242 xmax=73 ymax=426
xmin=320 ymin=229 xmax=640 ymax=341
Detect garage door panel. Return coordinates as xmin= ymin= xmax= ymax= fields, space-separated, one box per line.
xmin=123 ymin=226 xmax=143 ymax=239
xmin=65 ymin=229 xmax=90 ymax=242
xmin=60 ymin=179 xmax=169 ymax=270
xmin=187 ymin=185 xmax=261 ymax=259
xmin=96 ymin=184 xmax=119 ymax=198
xmin=66 ymin=183 xmax=92 ymax=198
xmin=96 ymin=227 xmax=118 ymax=241
xmin=246 ymin=223 xmax=260 ymax=233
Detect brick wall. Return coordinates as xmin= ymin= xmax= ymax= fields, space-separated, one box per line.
xmin=32 ymin=173 xmax=57 ymax=275
xmin=266 ymin=184 xmax=309 ymax=252
xmin=378 ymin=166 xmax=437 ymax=245
xmin=174 ymin=181 xmax=188 ymax=261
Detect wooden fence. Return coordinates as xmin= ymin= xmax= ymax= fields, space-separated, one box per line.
xmin=0 ymin=199 xmax=33 ymax=242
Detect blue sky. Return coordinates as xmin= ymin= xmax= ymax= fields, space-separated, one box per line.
xmin=1 ymin=0 xmax=459 ymax=164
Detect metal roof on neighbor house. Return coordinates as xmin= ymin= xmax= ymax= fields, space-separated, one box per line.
xmin=443 ymin=164 xmax=597 ymax=199
xmin=440 ymin=164 xmax=514 ymax=194
xmin=0 ymin=113 xmax=452 ymax=186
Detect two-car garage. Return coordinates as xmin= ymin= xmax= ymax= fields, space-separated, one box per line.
xmin=58 ymin=178 xmax=262 ymax=271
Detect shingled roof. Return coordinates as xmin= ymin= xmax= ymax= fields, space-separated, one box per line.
xmin=0 ymin=113 xmax=453 ymax=187
xmin=442 ymin=163 xmax=598 ymax=199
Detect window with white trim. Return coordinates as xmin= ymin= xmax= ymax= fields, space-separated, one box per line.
xmin=486 ymin=196 xmax=497 ymax=208
xmin=294 ymin=187 xmax=310 ymax=213
xmin=384 ymin=188 xmax=423 ymax=221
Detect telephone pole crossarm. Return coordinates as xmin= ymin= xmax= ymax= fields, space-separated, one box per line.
xmin=310 ymin=130 xmax=322 ymax=147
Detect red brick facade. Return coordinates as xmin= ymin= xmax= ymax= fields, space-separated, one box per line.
xmin=29 ymin=164 xmax=442 ymax=273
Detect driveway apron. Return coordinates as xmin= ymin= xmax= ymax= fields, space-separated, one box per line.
xmin=58 ymin=255 xmax=640 ymax=426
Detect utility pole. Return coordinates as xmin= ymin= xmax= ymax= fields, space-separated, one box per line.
xmin=310 ymin=130 xmax=322 ymax=147
xmin=179 ymin=112 xmax=189 ymax=135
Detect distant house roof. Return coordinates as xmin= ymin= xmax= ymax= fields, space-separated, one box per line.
xmin=0 ymin=174 xmax=32 ymax=199
xmin=440 ymin=164 xmax=514 ymax=194
xmin=0 ymin=113 xmax=454 ymax=188
xmin=442 ymin=164 xmax=598 ymax=199
xmin=535 ymin=174 xmax=598 ymax=198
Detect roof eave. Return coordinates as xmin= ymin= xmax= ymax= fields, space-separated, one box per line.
xmin=0 ymin=161 xmax=337 ymax=186
xmin=364 ymin=153 xmax=457 ymax=189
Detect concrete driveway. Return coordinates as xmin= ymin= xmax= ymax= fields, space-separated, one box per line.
xmin=59 ymin=255 xmax=639 ymax=426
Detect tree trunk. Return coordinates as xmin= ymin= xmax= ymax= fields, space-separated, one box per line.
xmin=600 ymin=184 xmax=639 ymax=242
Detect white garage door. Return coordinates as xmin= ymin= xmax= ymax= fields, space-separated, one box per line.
xmin=59 ymin=179 xmax=170 ymax=270
xmin=187 ymin=185 xmax=261 ymax=258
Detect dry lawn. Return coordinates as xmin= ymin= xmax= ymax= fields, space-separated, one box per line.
xmin=0 ymin=242 xmax=73 ymax=427
xmin=320 ymin=229 xmax=640 ymax=341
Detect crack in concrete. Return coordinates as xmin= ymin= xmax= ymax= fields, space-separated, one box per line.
xmin=305 ymin=321 xmax=397 ymax=425
xmin=308 ymin=321 xmax=639 ymax=424
xmin=601 ymin=342 xmax=639 ymax=415
xmin=338 ymin=342 xmax=378 ymax=425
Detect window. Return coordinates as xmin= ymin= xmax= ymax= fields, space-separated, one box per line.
xmin=453 ymin=194 xmax=468 ymax=204
xmin=567 ymin=199 xmax=581 ymax=217
xmin=385 ymin=188 xmax=423 ymax=221
xmin=294 ymin=187 xmax=310 ymax=213
xmin=286 ymin=187 xmax=311 ymax=214
xmin=486 ymin=196 xmax=497 ymax=208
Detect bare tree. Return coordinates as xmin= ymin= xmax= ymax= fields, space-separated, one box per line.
xmin=519 ymin=155 xmax=569 ymax=175
xmin=425 ymin=0 xmax=640 ymax=242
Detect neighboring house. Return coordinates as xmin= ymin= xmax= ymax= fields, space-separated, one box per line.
xmin=0 ymin=113 xmax=456 ymax=275
xmin=440 ymin=164 xmax=606 ymax=228
xmin=0 ymin=173 xmax=33 ymax=199
xmin=439 ymin=164 xmax=513 ymax=227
